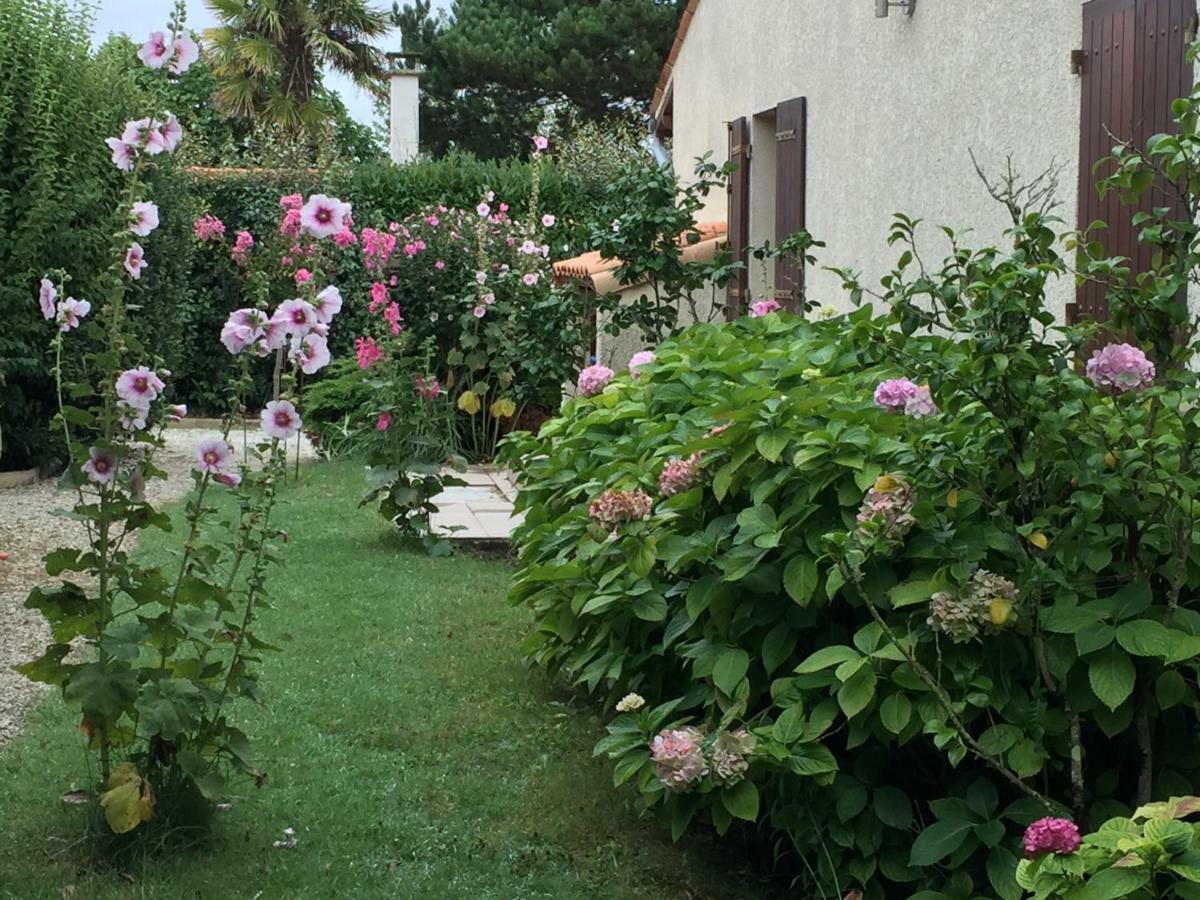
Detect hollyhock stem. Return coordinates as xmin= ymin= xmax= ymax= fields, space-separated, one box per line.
xmin=159 ymin=474 xmax=212 ymax=670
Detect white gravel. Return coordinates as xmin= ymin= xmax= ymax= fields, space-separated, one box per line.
xmin=0 ymin=426 xmax=315 ymax=748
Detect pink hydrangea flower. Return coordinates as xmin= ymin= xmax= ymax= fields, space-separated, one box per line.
xmin=628 ymin=350 xmax=655 ymax=378
xmin=659 ymin=454 xmax=701 ymax=497
xmin=293 ymin=268 xmax=312 ymax=287
xmin=105 ymin=138 xmax=135 ymax=172
xmin=38 ymin=278 xmax=56 ymax=320
xmin=116 ymin=366 xmax=164 ymax=406
xmin=749 ymin=298 xmax=781 ymax=317
xmin=56 ymin=297 xmax=91 ymax=332
xmin=650 ymin=728 xmax=708 ymax=791
xmin=873 ymin=378 xmax=919 ymax=413
xmin=170 ymin=32 xmax=199 ymax=75
xmin=273 ymin=299 xmax=317 ymax=336
xmin=130 ymin=201 xmax=159 ymax=237
xmin=138 ymin=31 xmax=173 ymax=69
xmin=195 ymin=438 xmax=235 ymax=475
xmin=231 ymin=230 xmax=254 ymax=265
xmin=194 ymin=214 xmax=226 ymax=241
xmin=83 ymin=447 xmax=119 ymax=485
xmin=375 ymin=412 xmax=391 ymax=432
xmin=415 ymin=375 xmax=440 ymax=400
xmin=313 ymin=286 xmax=342 ymax=323
xmin=1023 ymin=818 xmax=1081 ymax=857
xmin=300 ymin=194 xmax=350 ymax=239
xmin=261 ymin=400 xmax=301 ymax=441
xmin=124 ymin=243 xmax=147 ymax=279
xmin=1085 ymin=343 xmax=1156 ymax=394
xmin=355 ymin=336 xmax=381 ymax=369
xmin=905 ymin=384 xmax=938 ymax=418
xmin=588 ymin=488 xmax=653 ymax=531
xmin=577 ymin=364 xmax=614 ymax=398
xmin=292 ymin=333 xmax=330 ymax=375
xmin=542 ymin=213 xmax=556 ymax=228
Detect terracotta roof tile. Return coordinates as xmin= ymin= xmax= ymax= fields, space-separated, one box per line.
xmin=553 ymin=221 xmax=726 ymax=284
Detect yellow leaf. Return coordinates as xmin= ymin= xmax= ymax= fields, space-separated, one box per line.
xmin=99 ymin=763 xmax=154 ymax=834
xmin=873 ymin=475 xmax=899 ymax=494
xmin=1028 ymin=532 xmax=1049 ymax=551
xmin=490 ymin=397 xmax=517 ymax=419
xmin=1104 ymin=451 xmax=1117 ymax=467
xmin=457 ymin=391 xmax=481 ymax=415
xmin=946 ymin=488 xmax=958 ymax=508
xmin=989 ymin=599 xmax=1012 ymax=626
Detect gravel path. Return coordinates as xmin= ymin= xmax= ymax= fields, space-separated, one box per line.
xmin=0 ymin=427 xmax=316 ymax=748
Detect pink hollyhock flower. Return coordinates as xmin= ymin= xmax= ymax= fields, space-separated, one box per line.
xmin=1023 ymin=818 xmax=1081 ymax=857
xmin=375 ymin=412 xmax=391 ymax=432
xmin=1085 ymin=343 xmax=1156 ymax=394
xmin=122 ymin=117 xmax=166 ymax=155
xmin=313 ymin=286 xmax=342 ymax=323
xmin=195 ymin=438 xmax=235 ymax=475
xmin=193 ymin=214 xmax=225 ymax=241
xmin=83 ymin=447 xmax=119 ymax=485
xmin=261 ymin=400 xmax=301 ymax=441
xmin=300 ymin=194 xmax=350 ymax=239
xmin=279 ymin=208 xmax=302 ymax=238
xmin=124 ymin=243 xmax=148 ymax=279
xmin=169 ymin=404 xmax=187 ymax=422
xmin=522 ymin=272 xmax=540 ymax=287
xmin=56 ymin=297 xmax=91 ymax=332
xmin=117 ymin=400 xmax=148 ymax=431
xmin=230 ymin=230 xmax=254 ymax=265
xmin=905 ymin=384 xmax=938 ymax=418
xmin=361 ymin=228 xmax=396 ymax=270
xmin=650 ymin=728 xmax=708 ymax=791
xmin=221 ymin=313 xmax=264 ymax=356
xmin=577 ymin=364 xmax=614 ymax=398
xmin=589 ymin=488 xmax=654 ymax=531
xmin=415 ymin=375 xmax=440 ymax=400
xmin=279 ymin=193 xmax=302 ymax=211
xmin=659 ymin=454 xmax=701 ymax=497
xmin=160 ymin=114 xmax=183 ymax=152
xmin=476 ymin=202 xmax=490 ymax=217
xmin=749 ymin=298 xmax=781 ymax=317
xmin=116 ymin=366 xmax=164 ymax=406
xmin=292 ymin=333 xmax=330 ymax=375
xmin=873 ymin=378 xmax=919 ymax=413
xmin=105 ymin=138 xmax=135 ymax=172
xmin=520 ymin=239 xmax=538 ymax=255
xmin=214 ymin=472 xmax=242 ymax=489
xmin=475 ymin=271 xmax=487 ymax=285
xmin=532 ymin=135 xmax=549 ymax=152
xmin=273 ymin=299 xmax=317 ymax=337
xmin=130 ymin=201 xmax=159 ymax=237
xmin=368 ymin=281 xmax=389 ymax=313
xmin=333 ymin=226 xmax=358 ymax=247
xmin=383 ymin=302 xmax=403 ymax=335
xmin=482 ymin=292 xmax=496 ymax=305
xmin=473 ymin=305 xmax=487 ymax=318
xmin=138 ymin=31 xmax=173 ymax=69
xmin=542 ymin=214 xmax=556 ymax=227
xmin=628 ymin=350 xmax=655 ymax=378
xmin=259 ymin=317 xmax=288 ymax=352
xmin=38 ymin=278 xmax=56 ymax=320
xmin=170 ymin=32 xmax=199 ymax=75
xmin=293 ymin=268 xmax=312 ymax=287
xmin=355 ymin=336 xmax=381 ymax=370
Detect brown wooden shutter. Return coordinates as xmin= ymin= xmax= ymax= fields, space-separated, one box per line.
xmin=774 ymin=97 xmax=807 ymax=310
xmin=1073 ymin=0 xmax=1196 ymax=326
xmin=727 ymin=116 xmax=751 ymax=316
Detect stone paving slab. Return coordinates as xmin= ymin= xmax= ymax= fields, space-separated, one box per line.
xmin=431 ymin=466 xmax=523 ymax=542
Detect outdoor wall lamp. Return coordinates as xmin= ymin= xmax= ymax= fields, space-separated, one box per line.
xmin=876 ymin=0 xmax=916 ymax=17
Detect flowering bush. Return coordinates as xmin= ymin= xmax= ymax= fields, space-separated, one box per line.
xmin=19 ymin=6 xmax=345 ymax=841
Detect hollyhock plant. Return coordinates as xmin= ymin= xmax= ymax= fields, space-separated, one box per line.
xmin=375 ymin=412 xmax=391 ymax=432
xmin=214 ymin=472 xmax=242 ymax=489
xmin=650 ymin=728 xmax=708 ymax=792
xmin=138 ymin=31 xmax=173 ymax=68
xmin=415 ymin=375 xmax=440 ymax=400
xmin=628 ymin=350 xmax=655 ymax=378
xmin=542 ymin=213 xmax=556 ymax=228
xmin=294 ymin=268 xmax=312 ymax=287
xmin=169 ymin=32 xmax=199 ymax=75
xmin=273 ymin=299 xmax=317 ymax=336
xmin=56 ymin=297 xmax=91 ymax=332
xmin=105 ymin=138 xmax=135 ymax=172
xmin=292 ymin=333 xmax=330 ymax=375
xmin=82 ymin=447 xmax=119 ymax=485
xmin=130 ymin=201 xmax=159 ymax=236
xmin=299 ymin=194 xmax=350 ymax=239
xmin=38 ymin=278 xmax=56 ymax=320
xmin=873 ymin=378 xmax=919 ymax=412
xmin=1085 ymin=342 xmax=1156 ymax=394
xmin=533 ymin=135 xmax=549 ymax=152
xmin=116 ymin=366 xmax=165 ymax=406
xmin=124 ymin=243 xmax=147 ymax=279
xmin=1023 ymin=818 xmax=1081 ymax=857
xmin=117 ymin=400 xmax=149 ymax=431
xmin=577 ymin=364 xmax=614 ymax=397
xmin=122 ymin=117 xmax=167 ymax=155
xmin=313 ymin=286 xmax=342 ymax=323
xmin=355 ymin=336 xmax=381 ymax=369
xmin=160 ymin=113 xmax=183 ymax=152
xmin=194 ymin=439 xmax=235 ymax=475
xmin=261 ymin=400 xmax=301 ymax=440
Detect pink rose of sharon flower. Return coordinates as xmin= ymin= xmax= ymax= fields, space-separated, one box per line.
xmin=138 ymin=31 xmax=173 ymax=69
xmin=194 ymin=438 xmax=235 ymax=476
xmin=749 ymin=298 xmax=781 ymax=317
xmin=628 ymin=350 xmax=655 ymax=378
xmin=124 ymin=243 xmax=148 ymax=279
xmin=261 ymin=400 xmax=302 ymax=441
xmin=1085 ymin=343 xmax=1155 ymax=395
xmin=650 ymin=728 xmax=708 ymax=792
xmin=577 ymin=364 xmax=614 ymax=398
xmin=313 ymin=286 xmax=342 ymax=323
xmin=83 ymin=447 xmax=120 ymax=485
xmin=299 ymin=194 xmax=350 ymax=239
xmin=116 ymin=366 xmax=165 ymax=406
xmin=1023 ymin=817 xmax=1081 ymax=858
xmin=873 ymin=378 xmax=919 ymax=413
xmin=38 ymin=278 xmax=57 ymax=320
xmin=170 ymin=32 xmax=200 ymax=75
xmin=130 ymin=201 xmax=159 ymax=237
xmin=57 ymin=297 xmax=91 ymax=332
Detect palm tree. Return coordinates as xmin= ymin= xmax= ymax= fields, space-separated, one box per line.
xmin=205 ymin=0 xmax=390 ymax=130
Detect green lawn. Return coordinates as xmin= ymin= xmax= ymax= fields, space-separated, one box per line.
xmin=0 ymin=460 xmax=784 ymax=899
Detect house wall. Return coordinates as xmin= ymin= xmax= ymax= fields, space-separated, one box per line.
xmin=669 ymin=0 xmax=1085 ymax=320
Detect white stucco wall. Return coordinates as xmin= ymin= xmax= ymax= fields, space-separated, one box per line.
xmin=668 ymin=0 xmax=1085 ymax=319
xmin=390 ymin=70 xmax=422 ymax=164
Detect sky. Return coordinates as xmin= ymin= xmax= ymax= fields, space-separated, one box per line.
xmin=90 ymin=0 xmax=451 ymax=126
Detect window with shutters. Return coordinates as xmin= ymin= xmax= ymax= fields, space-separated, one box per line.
xmin=749 ymin=110 xmax=779 ymax=302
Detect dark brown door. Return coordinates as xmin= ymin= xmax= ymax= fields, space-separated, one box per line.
xmin=774 ymin=97 xmax=808 ymax=310
xmin=727 ymin=116 xmax=751 ymax=317
xmin=1074 ymin=0 xmax=1195 ymax=324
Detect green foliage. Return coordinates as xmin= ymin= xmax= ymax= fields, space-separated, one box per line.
xmin=392 ymin=0 xmax=685 ymax=159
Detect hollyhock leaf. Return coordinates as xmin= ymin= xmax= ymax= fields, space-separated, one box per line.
xmin=99 ymin=764 xmax=153 ymax=834
xmin=1090 ymin=645 xmax=1136 ymax=710
xmin=721 ymin=779 xmax=760 ymax=822
xmin=135 ymin=679 xmax=203 ymax=741
xmin=14 ymin=643 xmax=73 ymax=686
xmin=457 ymin=391 xmax=481 ymax=415
xmin=64 ymin=663 xmax=137 ymax=721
